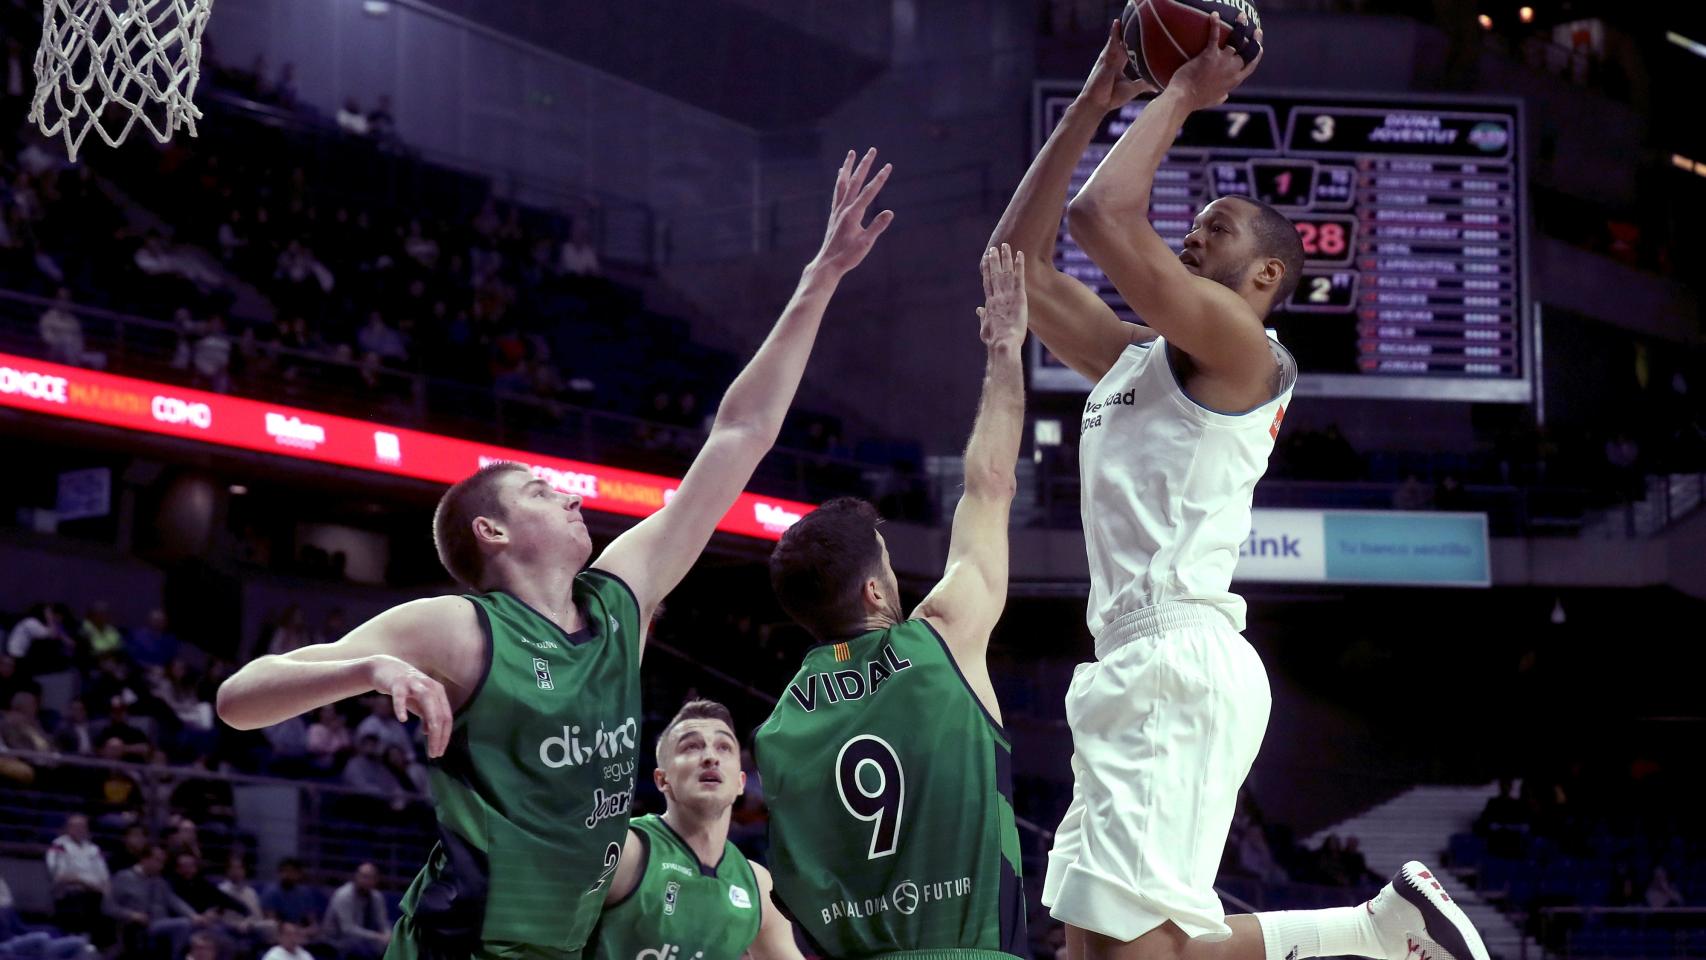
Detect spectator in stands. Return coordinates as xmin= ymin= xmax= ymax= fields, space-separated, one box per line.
xmin=136 ymin=234 xmax=223 ymax=291
xmin=557 ymin=219 xmax=600 ymax=277
xmin=0 ymin=656 xmax=32 ymax=708
xmin=0 ymin=874 xmax=91 ymax=960
xmin=167 ymin=855 xmax=247 ymax=920
xmin=153 ymin=659 xmax=215 ymax=745
xmin=266 ymin=606 xmax=315 ymax=656
xmin=169 ymin=758 xmax=236 ymax=835
xmin=353 ymin=695 xmax=412 ymax=757
xmin=216 ymin=856 xmax=268 ymax=934
xmin=322 ymin=863 xmax=389 ymax=960
xmin=92 ymin=740 xmax=144 ymax=828
xmin=6 ymin=603 xmax=77 ymax=675
xmin=263 ymin=711 xmax=311 ymax=776
xmin=1 ymin=690 xmax=58 ymax=762
xmin=1339 ymin=836 xmax=1380 ymax=887
xmin=305 ymin=705 xmax=351 ymax=775
xmin=261 ymin=920 xmax=312 ymax=960
xmin=96 ymin=700 xmax=153 ymax=762
xmin=54 ymin=699 xmax=96 ymax=756
xmin=1228 ymin=809 xmax=1288 ymax=884
xmin=190 ymin=315 xmax=233 ymax=393
xmin=382 ymin=744 xmax=429 ymax=795
xmin=1609 ymin=862 xmax=1641 ymax=906
xmin=357 ymin=311 xmax=407 ymax=363
xmin=47 ymin=814 xmax=109 ymax=935
xmin=401 ymin=220 xmax=439 ymax=269
xmin=104 ymin=844 xmax=199 ymax=960
xmin=108 ymin=824 xmax=150 ymax=873
xmin=129 ymin=610 xmax=180 ymax=670
xmin=1475 ymin=777 xmax=1529 ymax=857
xmin=260 ymin=859 xmax=326 ymax=934
xmin=216 ymin=209 xmax=249 ymax=265
xmin=342 ymin=733 xmax=405 ymax=807
xmin=1646 ymin=865 xmax=1686 ymax=908
xmin=335 ymin=99 xmax=371 ymax=137
xmin=367 ymin=95 xmax=397 ymax=142
xmin=38 ymin=287 xmax=91 ymax=368
xmin=163 ymin=819 xmax=203 ymax=865
xmin=182 ymin=930 xmax=218 ymax=960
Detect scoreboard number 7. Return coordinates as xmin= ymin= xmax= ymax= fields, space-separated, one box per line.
xmin=1226 ymin=111 xmax=1250 ymax=138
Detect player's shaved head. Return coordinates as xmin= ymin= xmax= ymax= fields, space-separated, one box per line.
xmin=655 ymin=698 xmax=738 ymax=765
xmin=1229 ymin=196 xmax=1304 ymax=310
xmin=769 ymin=497 xmax=884 ymax=640
xmin=434 ymin=461 xmax=529 ymax=589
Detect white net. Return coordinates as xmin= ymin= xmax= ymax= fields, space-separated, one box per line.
xmin=29 ymin=0 xmax=215 ymax=162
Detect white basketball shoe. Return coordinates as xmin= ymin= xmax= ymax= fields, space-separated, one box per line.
xmin=1367 ymin=861 xmax=1492 ymax=960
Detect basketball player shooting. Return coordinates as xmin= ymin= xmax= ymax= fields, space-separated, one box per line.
xmin=214 ymin=149 xmax=895 ymax=960
xmin=991 ymin=19 xmax=1490 ymax=960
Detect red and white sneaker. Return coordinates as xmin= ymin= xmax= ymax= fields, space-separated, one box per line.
xmin=1367 ymin=861 xmax=1491 ymax=960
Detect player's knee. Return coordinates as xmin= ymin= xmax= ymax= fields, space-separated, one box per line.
xmin=1079 ymin=923 xmax=1187 ymax=960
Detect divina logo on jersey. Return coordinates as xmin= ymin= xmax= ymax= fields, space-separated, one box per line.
xmin=634 ymin=946 xmax=703 ymax=960
xmin=787 ymin=644 xmax=912 ymax=712
xmin=538 ymin=717 xmax=639 ymax=768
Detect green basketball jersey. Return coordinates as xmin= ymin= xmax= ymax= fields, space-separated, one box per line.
xmin=583 ymin=815 xmax=762 ymax=960
xmin=753 ymin=619 xmax=1026 ymax=960
xmin=392 ymin=571 xmax=644 ymax=957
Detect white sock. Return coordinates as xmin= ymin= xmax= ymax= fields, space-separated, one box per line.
xmin=1257 ymin=907 xmax=1383 ymax=960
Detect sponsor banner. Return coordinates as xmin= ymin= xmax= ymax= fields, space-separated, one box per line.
xmin=1235 ymin=508 xmax=1489 ymax=586
xmin=0 ymin=352 xmax=814 ymax=541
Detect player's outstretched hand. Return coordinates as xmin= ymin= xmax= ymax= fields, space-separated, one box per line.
xmin=977 ymin=244 xmax=1027 ymax=349
xmin=368 ymin=654 xmax=453 ymax=758
xmin=811 ymin=147 xmax=895 ymax=278
xmin=1078 ymin=20 xmax=1158 ymax=114
xmin=1169 ymin=14 xmax=1263 ymax=111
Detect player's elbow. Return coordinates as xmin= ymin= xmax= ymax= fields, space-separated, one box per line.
xmin=214 ymin=673 xmax=265 ymax=730
xmin=964 ymin=464 xmax=1017 ymax=502
xmin=1066 ymin=196 xmax=1121 ymax=251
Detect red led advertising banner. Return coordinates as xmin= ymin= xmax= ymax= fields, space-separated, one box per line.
xmin=0 ymin=352 xmax=815 ymax=540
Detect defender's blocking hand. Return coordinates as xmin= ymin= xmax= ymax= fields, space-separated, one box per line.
xmin=978 ymin=244 xmax=1028 ymax=350
xmin=810 ymin=148 xmax=895 ymax=278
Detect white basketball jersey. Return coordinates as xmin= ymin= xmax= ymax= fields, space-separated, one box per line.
xmin=1078 ymin=333 xmax=1296 ymax=639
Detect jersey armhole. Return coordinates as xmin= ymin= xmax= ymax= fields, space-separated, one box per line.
xmin=452 ymin=596 xmax=494 ymax=721
xmin=915 ymin=619 xmax=1008 ymax=740
xmin=582 ymin=567 xmax=644 ymax=659
xmin=605 ymin=830 xmax=649 ymax=911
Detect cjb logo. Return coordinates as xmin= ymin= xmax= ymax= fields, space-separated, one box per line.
xmin=663 ymin=880 xmax=680 ymax=916
xmin=534 ymin=657 xmax=553 ymax=690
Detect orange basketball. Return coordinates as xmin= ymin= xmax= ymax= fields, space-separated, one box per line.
xmin=1120 ymin=0 xmax=1264 ymax=89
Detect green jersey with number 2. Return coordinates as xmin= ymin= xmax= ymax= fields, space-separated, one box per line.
xmin=753 ymin=619 xmax=1026 ymax=960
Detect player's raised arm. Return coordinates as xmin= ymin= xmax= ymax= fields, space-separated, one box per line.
xmin=592 ymin=149 xmax=895 ymax=630
xmin=913 ymin=245 xmax=1027 ymax=662
xmin=989 ymin=21 xmax=1156 ymax=383
xmin=215 ymin=595 xmax=473 ymax=758
xmin=1066 ymin=17 xmax=1270 ymax=376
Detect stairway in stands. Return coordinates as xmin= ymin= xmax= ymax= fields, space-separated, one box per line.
xmin=1306 ymin=784 xmax=1538 ymax=960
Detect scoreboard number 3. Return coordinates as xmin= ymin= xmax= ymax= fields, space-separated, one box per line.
xmin=1311 ymin=114 xmax=1336 ymax=143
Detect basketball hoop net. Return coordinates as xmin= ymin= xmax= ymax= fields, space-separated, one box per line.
xmin=29 ymin=0 xmax=215 ymax=162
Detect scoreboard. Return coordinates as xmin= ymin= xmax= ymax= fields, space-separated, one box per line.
xmin=1032 ymin=86 xmax=1531 ymax=403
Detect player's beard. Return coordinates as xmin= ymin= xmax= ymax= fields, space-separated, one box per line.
xmin=1206 ymin=258 xmax=1250 ymax=293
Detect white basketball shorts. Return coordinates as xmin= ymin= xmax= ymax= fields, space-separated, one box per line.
xmin=1042 ymin=602 xmax=1272 ymax=942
